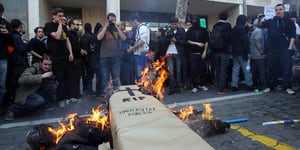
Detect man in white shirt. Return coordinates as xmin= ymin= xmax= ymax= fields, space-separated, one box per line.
xmin=128 ymin=15 xmax=150 ymax=81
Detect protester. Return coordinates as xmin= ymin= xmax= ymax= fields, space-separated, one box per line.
xmin=258 ymin=4 xmax=296 ymax=95
xmin=44 ymin=7 xmax=74 ymax=107
xmin=5 ymin=54 xmax=57 ymax=121
xmin=210 ymin=12 xmax=232 ymax=95
xmin=186 ymin=16 xmax=209 ymax=93
xmin=118 ymin=21 xmax=135 ymax=85
xmin=230 ymin=15 xmax=253 ymax=92
xmin=6 ymin=19 xmax=29 ymax=105
xmin=250 ymin=18 xmax=269 ymax=92
xmin=65 ymin=18 xmax=84 ymax=103
xmin=28 ymin=27 xmax=47 ymax=65
xmin=97 ymin=13 xmax=126 ymax=99
xmin=128 ymin=15 xmax=150 ymax=81
xmin=0 ymin=2 xmax=13 ymax=115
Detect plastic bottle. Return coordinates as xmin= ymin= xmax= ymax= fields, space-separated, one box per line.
xmin=246 ymin=59 xmax=251 ymax=71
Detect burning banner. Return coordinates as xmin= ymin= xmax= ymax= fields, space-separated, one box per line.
xmin=172 ymin=103 xmax=230 ymax=137
xmin=26 ymin=105 xmax=112 ymax=150
xmin=136 ymin=54 xmax=169 ymax=101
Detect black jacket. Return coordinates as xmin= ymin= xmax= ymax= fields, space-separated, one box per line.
xmin=0 ymin=18 xmax=13 ymax=60
xmin=155 ymin=27 xmax=186 ymax=60
xmin=262 ymin=16 xmax=296 ymax=50
xmin=231 ymin=15 xmax=250 ymax=60
xmin=69 ymin=30 xmax=81 ymax=59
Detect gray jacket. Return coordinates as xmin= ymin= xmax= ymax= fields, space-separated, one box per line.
xmin=250 ymin=27 xmax=265 ymax=59
xmin=14 ymin=63 xmax=43 ymax=105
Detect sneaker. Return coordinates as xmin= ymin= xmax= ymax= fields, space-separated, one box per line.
xmin=262 ymin=88 xmax=270 ymax=93
xmin=286 ymin=88 xmax=296 ymax=95
xmin=5 ymin=111 xmax=15 ymax=121
xmin=199 ymin=86 xmax=208 ymax=91
xmin=217 ymin=89 xmax=227 ymax=95
xmin=168 ymin=90 xmax=176 ymax=95
xmin=247 ymin=86 xmax=255 ymax=91
xmin=65 ymin=98 xmax=81 ymax=105
xmin=37 ymin=104 xmax=55 ymax=111
xmin=231 ymin=87 xmax=238 ymax=92
xmin=191 ymin=88 xmax=198 ymax=93
xmin=84 ymin=90 xmax=96 ymax=96
xmin=58 ymin=100 xmax=66 ymax=108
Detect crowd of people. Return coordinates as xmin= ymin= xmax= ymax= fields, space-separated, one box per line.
xmin=0 ymin=3 xmax=299 ymax=120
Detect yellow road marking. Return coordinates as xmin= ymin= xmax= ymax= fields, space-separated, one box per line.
xmin=231 ymin=125 xmax=299 ymax=150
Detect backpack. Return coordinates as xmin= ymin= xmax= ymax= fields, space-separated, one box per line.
xmin=208 ymin=24 xmax=224 ymax=50
xmin=137 ymin=24 xmax=157 ymax=51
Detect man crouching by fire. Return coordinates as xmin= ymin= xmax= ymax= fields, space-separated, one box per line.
xmin=5 ymin=54 xmax=57 ymax=121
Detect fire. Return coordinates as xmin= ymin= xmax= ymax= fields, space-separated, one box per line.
xmin=48 ymin=106 xmax=108 ymax=144
xmin=48 ymin=113 xmax=78 ymax=144
xmin=86 ymin=105 xmax=109 ymax=130
xmin=136 ymin=54 xmax=169 ymax=101
xmin=202 ymin=103 xmax=213 ymax=120
xmin=178 ymin=105 xmax=194 ymax=121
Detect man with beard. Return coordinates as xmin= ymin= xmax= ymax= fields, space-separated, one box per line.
xmin=65 ymin=18 xmax=86 ymax=104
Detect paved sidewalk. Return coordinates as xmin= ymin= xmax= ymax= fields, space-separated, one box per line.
xmin=0 ymin=87 xmax=299 ymax=149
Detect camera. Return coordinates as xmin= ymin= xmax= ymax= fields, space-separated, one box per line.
xmin=108 ymin=21 xmax=115 ymax=30
xmin=258 ymin=14 xmax=265 ymax=18
xmin=165 ymin=28 xmax=174 ymax=41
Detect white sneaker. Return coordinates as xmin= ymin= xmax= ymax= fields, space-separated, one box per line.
xmin=262 ymin=88 xmax=270 ymax=93
xmin=199 ymin=86 xmax=208 ymax=91
xmin=191 ymin=88 xmax=198 ymax=93
xmin=286 ymin=88 xmax=296 ymax=95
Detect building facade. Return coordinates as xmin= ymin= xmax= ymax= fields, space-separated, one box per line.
xmin=1 ymin=0 xmax=286 ymax=39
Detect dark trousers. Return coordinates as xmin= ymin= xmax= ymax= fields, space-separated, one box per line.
xmin=251 ymin=59 xmax=267 ymax=89
xmin=5 ymin=64 xmax=27 ymax=103
xmin=120 ymin=53 xmax=135 ymax=85
xmin=90 ymin=55 xmax=101 ymax=95
xmin=81 ymin=57 xmax=93 ymax=93
xmin=214 ymin=53 xmax=230 ymax=90
xmin=266 ymin=49 xmax=293 ymax=89
xmin=190 ymin=53 xmax=206 ymax=88
xmin=52 ymin=59 xmax=68 ymax=101
xmin=66 ymin=59 xmax=81 ymax=99
xmin=181 ymin=54 xmax=190 ymax=86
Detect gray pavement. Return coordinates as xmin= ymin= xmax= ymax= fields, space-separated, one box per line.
xmin=0 ymin=86 xmax=299 ymax=150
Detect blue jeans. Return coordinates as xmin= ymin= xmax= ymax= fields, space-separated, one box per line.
xmin=134 ymin=52 xmax=150 ymax=81
xmin=166 ymin=54 xmax=181 ymax=91
xmin=8 ymin=93 xmax=45 ymax=114
xmin=100 ymin=57 xmax=121 ymax=94
xmin=231 ymin=56 xmax=253 ymax=87
xmin=0 ymin=59 xmax=7 ymax=106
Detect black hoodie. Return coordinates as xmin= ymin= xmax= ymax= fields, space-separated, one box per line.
xmin=231 ymin=15 xmax=250 ymax=60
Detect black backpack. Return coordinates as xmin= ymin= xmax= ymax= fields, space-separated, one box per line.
xmin=208 ymin=24 xmax=224 ymax=50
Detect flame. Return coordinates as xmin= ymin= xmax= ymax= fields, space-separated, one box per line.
xmin=202 ymin=103 xmax=213 ymax=120
xmin=86 ymin=105 xmax=108 ymax=130
xmin=136 ymin=54 xmax=169 ymax=101
xmin=178 ymin=105 xmax=194 ymax=121
xmin=48 ymin=113 xmax=77 ymax=144
xmin=48 ymin=105 xmax=108 ymax=144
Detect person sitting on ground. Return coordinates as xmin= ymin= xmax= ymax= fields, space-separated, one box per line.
xmin=5 ymin=54 xmax=57 ymax=121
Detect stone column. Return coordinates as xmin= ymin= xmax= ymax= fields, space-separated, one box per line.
xmin=106 ymin=0 xmax=120 ymax=21
xmin=27 ymin=0 xmax=40 ymax=39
